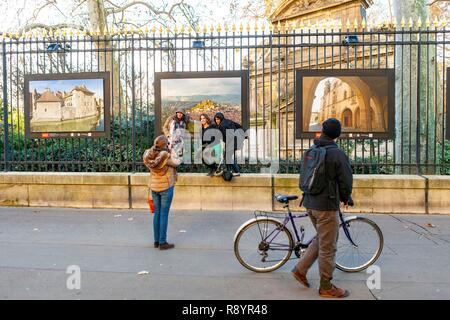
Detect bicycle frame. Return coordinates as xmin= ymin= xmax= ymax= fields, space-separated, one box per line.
xmin=259 ymin=203 xmax=358 ymax=250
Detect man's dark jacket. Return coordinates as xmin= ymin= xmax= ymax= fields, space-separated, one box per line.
xmin=214 ymin=112 xmax=245 ymax=151
xmin=302 ymin=136 xmax=353 ymax=211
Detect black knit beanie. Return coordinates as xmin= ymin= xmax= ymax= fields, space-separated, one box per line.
xmin=322 ymin=118 xmax=342 ymax=139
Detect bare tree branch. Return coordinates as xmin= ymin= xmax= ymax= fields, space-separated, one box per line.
xmin=72 ymin=0 xmax=89 ymax=13
xmin=14 ymin=23 xmax=87 ymax=35
xmin=105 ymin=0 xmax=186 ymax=21
xmin=31 ymin=0 xmax=54 ymax=22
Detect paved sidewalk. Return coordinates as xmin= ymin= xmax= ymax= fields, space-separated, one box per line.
xmin=0 ymin=207 xmax=449 ymax=300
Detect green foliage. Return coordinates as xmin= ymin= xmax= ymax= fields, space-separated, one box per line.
xmin=1 ymin=103 xmax=155 ymax=172
xmin=438 ymin=141 xmax=450 ymax=175
xmin=352 ymin=155 xmax=395 ymax=174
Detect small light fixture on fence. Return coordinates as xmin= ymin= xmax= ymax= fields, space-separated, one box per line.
xmin=342 ymin=35 xmax=359 ymax=46
xmin=46 ymin=42 xmax=71 ymax=52
xmin=192 ymin=40 xmax=205 ymax=48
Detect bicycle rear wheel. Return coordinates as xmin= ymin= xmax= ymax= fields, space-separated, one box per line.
xmin=336 ymin=217 xmax=384 ymax=273
xmin=234 ymin=218 xmax=294 ymax=273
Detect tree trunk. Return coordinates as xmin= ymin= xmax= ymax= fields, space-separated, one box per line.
xmin=87 ymin=0 xmax=122 ymax=117
xmin=393 ymin=0 xmax=438 ymax=174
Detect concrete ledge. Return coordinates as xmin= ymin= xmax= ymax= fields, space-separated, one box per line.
xmin=0 ymin=172 xmax=129 ymax=185
xmin=130 ymin=173 xmax=272 ymax=211
xmin=424 ymin=175 xmax=450 ymax=215
xmin=0 ymin=172 xmax=449 ymax=213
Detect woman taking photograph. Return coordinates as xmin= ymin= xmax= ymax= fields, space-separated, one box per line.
xmin=143 ymin=135 xmax=181 ymax=250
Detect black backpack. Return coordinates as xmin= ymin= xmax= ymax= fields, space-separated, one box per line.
xmin=222 ymin=170 xmax=233 ymax=182
xmin=299 ymin=145 xmax=336 ymax=195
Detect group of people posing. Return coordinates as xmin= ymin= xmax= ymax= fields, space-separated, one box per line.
xmin=162 ymin=109 xmax=244 ymax=176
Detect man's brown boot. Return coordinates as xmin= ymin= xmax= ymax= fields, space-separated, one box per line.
xmin=291 ymin=268 xmax=310 ymax=288
xmin=319 ymin=285 xmax=350 ymax=298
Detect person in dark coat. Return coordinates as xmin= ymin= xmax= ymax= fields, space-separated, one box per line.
xmin=213 ymin=112 xmax=244 ymax=176
xmin=200 ymin=113 xmax=219 ymax=176
xmin=292 ymin=118 xmax=353 ymax=299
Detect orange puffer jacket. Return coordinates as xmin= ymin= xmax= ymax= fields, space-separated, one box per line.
xmin=143 ymin=147 xmax=181 ymax=192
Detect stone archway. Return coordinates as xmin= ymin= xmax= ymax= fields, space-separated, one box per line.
xmin=369 ymin=107 xmax=376 ymax=131
xmin=342 ymin=108 xmax=353 ymax=128
xmin=354 ymin=107 xmax=361 ymax=129
xmin=303 ymin=76 xmax=375 ymax=132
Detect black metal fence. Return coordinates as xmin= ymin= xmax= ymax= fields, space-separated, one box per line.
xmin=0 ymin=23 xmax=449 ymax=174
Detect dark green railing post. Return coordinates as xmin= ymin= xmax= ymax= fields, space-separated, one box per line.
xmin=2 ymin=40 xmax=9 ymax=172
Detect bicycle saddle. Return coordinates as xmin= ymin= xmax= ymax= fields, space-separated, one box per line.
xmin=274 ymin=194 xmax=298 ymax=203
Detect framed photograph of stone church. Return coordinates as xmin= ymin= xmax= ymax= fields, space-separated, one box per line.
xmin=24 ymin=72 xmax=111 ymax=139
xmin=295 ymin=69 xmax=395 ymax=139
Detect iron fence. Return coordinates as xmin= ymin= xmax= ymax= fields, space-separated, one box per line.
xmin=0 ymin=25 xmax=449 ymax=174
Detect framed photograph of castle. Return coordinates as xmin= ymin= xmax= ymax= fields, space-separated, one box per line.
xmin=24 ymin=72 xmax=110 ymax=139
xmin=154 ymin=71 xmax=249 ymax=136
xmin=295 ymin=69 xmax=395 ymax=139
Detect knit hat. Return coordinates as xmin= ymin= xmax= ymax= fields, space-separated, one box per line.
xmin=322 ymin=118 xmax=342 ymax=139
xmin=153 ymin=135 xmax=169 ymax=149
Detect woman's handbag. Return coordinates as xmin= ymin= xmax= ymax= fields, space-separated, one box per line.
xmin=147 ymin=190 xmax=155 ymax=213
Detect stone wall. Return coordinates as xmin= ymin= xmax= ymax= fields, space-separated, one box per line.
xmin=0 ymin=172 xmax=449 ymax=214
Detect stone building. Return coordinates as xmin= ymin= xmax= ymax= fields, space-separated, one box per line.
xmin=61 ymin=86 xmax=99 ymax=121
xmin=31 ymin=85 xmax=100 ymax=123
xmin=31 ymin=90 xmax=64 ymax=122
xmin=248 ymin=0 xmax=394 ymax=159
xmin=305 ymin=77 xmax=388 ymax=133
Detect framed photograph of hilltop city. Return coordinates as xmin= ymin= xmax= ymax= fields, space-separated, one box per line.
xmin=24 ymin=72 xmax=111 ymax=139
xmin=295 ymin=69 xmax=395 ymax=139
xmin=154 ymin=71 xmax=249 ymax=136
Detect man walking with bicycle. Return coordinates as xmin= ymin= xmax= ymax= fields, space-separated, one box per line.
xmin=292 ymin=118 xmax=353 ymax=298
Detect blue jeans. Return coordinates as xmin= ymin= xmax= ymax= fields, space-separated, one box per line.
xmin=151 ymin=187 xmax=174 ymax=244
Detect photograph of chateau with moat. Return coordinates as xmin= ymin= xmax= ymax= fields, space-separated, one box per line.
xmin=27 ymin=78 xmax=105 ymax=134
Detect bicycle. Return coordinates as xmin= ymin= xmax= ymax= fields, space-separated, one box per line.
xmin=234 ymin=194 xmax=383 ymax=273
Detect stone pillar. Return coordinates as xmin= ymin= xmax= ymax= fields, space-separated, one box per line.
xmin=358 ymin=93 xmax=371 ymax=132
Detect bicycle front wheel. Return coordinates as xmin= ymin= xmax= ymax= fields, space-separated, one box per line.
xmin=336 ymin=217 xmax=384 ymax=273
xmin=234 ymin=218 xmax=294 ymax=273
